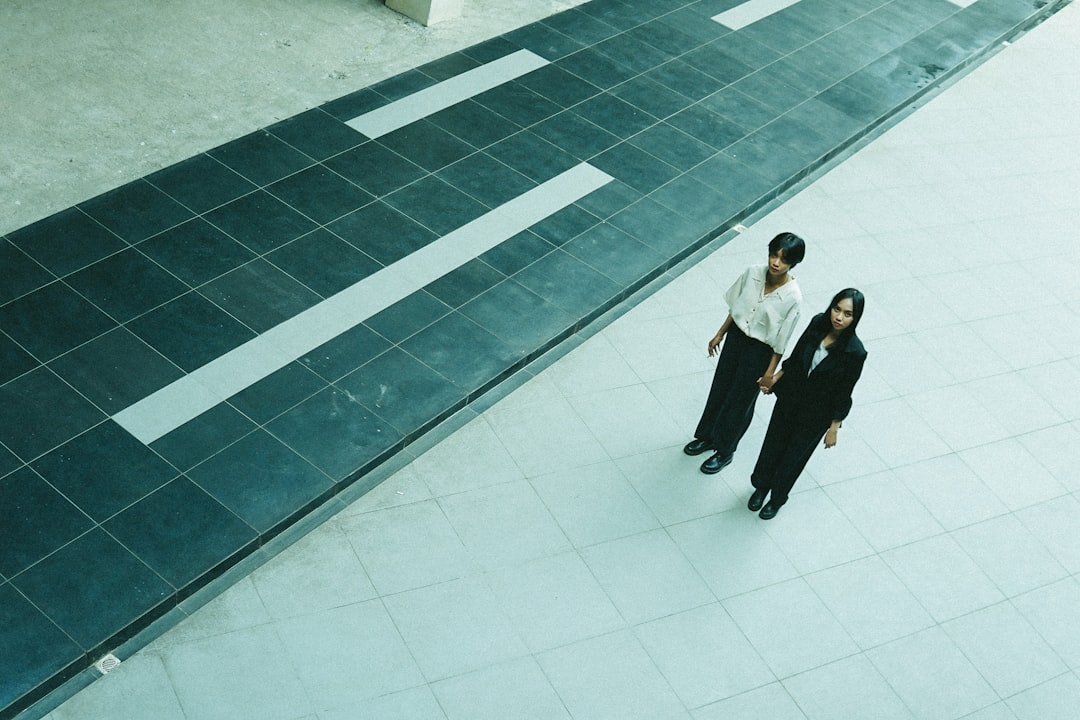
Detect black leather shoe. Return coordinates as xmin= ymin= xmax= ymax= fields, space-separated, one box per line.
xmin=748 ymin=488 xmax=768 ymax=512
xmin=700 ymin=453 xmax=732 ymax=475
xmin=683 ymin=439 xmax=711 ymax=456
xmin=759 ymin=500 xmax=782 ymax=520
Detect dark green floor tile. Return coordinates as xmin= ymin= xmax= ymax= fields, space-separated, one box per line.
xmin=590 ymin=142 xmax=681 ymax=194
xmin=149 ymin=404 xmax=257 ymax=472
xmin=530 ymin=110 xmax=622 ymax=161
xmin=207 ymin=130 xmax=315 ymax=188
xmin=7 ymin=208 xmax=124 ymax=279
xmin=199 ymin=259 xmax=322 ymax=333
xmin=401 ymin=312 xmax=523 ymax=393
xmin=228 ymin=361 xmax=328 ymax=425
xmin=369 ymin=68 xmax=437 ymax=101
xmin=0 ymin=466 xmax=93 ymax=577
xmin=609 ymin=196 xmax=704 ymax=256
xmin=427 ymin=99 xmax=522 ymax=150
xmin=266 ymin=164 xmax=374 ymax=225
xmin=328 ymin=200 xmax=437 ymax=266
xmin=473 ymin=81 xmax=562 ymax=128
xmin=516 ymin=64 xmax=602 ymax=108
xmin=300 ymin=323 xmax=391 ymax=383
xmin=556 ymin=48 xmax=639 ymax=89
xmin=384 ymin=175 xmax=490 ymax=235
xmin=267 ymin=228 xmax=382 ymax=298
xmin=377 ymin=120 xmax=477 ymax=173
xmin=437 ymin=152 xmax=537 ymax=209
xmin=574 ymin=92 xmax=658 ymax=139
xmin=323 ymin=142 xmax=427 ymax=198
xmin=337 ymin=347 xmax=467 ymax=438
xmin=575 ymin=179 xmax=642 ymax=220
xmin=104 ymin=477 xmax=257 ymax=590
xmin=190 ymin=427 xmax=337 ymax=525
xmin=12 ymin=528 xmax=172 ymax=651
xmin=31 ymin=421 xmax=178 ymax=523
xmin=417 ymin=52 xmax=482 ymax=81
xmin=667 ymin=104 xmax=749 ymax=150
xmin=629 ymin=123 xmax=718 ymax=171
xmin=594 ymin=32 xmax=673 ymax=74
xmin=504 ymin=20 xmax=586 ymax=60
xmin=700 ymin=87 xmax=778 ymax=134
xmin=137 ymin=218 xmax=256 ymax=288
xmin=460 ymin=279 xmax=575 ymax=355
xmin=127 ymin=291 xmax=256 ymax=371
xmin=529 ymin=204 xmax=602 ymax=247
xmin=0 ymin=239 xmax=53 ymax=305
xmin=66 ymin=248 xmax=188 ymax=323
xmin=205 ymin=190 xmax=319 ymax=254
xmin=267 ymin=109 xmax=366 ymax=161
xmin=79 ymin=180 xmax=194 ymax=244
xmin=564 ymin=222 xmax=666 ymax=288
xmin=479 ymin=230 xmax=556 ymax=275
xmin=0 ymin=331 xmax=37 ymax=386
xmin=424 ymin=258 xmax=506 ymax=308
xmin=609 ymin=75 xmax=694 ymax=120
xmin=266 ymin=388 xmax=401 ymax=482
xmin=147 ymin=154 xmax=258 ymax=215
xmin=365 ymin=290 xmax=452 ymax=344
xmin=688 ymin=153 xmax=777 ymax=209
xmin=485 ymin=131 xmax=580 ymax=183
xmin=513 ymin=249 xmax=623 ymax=317
xmin=0 ymin=282 xmax=115 ymax=363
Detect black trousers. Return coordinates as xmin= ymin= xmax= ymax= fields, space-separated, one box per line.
xmin=751 ymin=401 xmax=828 ymax=505
xmin=693 ymin=325 xmax=774 ymax=458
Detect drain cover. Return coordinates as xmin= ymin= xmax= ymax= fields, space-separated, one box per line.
xmin=93 ymin=654 xmax=121 ymax=674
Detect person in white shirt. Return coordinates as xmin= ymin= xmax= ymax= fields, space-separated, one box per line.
xmin=684 ymin=232 xmax=804 ymax=474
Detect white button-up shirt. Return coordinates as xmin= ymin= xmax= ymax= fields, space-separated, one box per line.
xmin=724 ymin=264 xmax=802 ymax=355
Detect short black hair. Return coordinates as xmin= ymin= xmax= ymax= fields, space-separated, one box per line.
xmin=768 ymin=232 xmax=805 ymax=267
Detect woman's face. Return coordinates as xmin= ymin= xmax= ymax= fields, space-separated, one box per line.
xmin=767 ymin=250 xmax=791 ymax=277
xmin=830 ymin=297 xmax=856 ymax=332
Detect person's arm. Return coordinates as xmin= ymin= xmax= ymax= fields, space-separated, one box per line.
xmin=824 ymin=351 xmax=867 ymax=448
xmin=707 ymin=314 xmax=733 ymax=357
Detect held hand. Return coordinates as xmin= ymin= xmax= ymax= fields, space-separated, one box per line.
xmin=707 ymin=332 xmax=724 ymax=357
xmin=757 ymin=375 xmax=776 ymax=394
xmin=823 ymin=427 xmax=839 ymax=449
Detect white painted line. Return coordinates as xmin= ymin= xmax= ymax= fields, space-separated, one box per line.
xmin=346 ymin=49 xmax=550 ymax=138
xmin=113 ymin=163 xmax=613 ymax=444
xmin=948 ymin=0 xmax=978 ymax=7
xmin=712 ymin=0 xmax=803 ymax=30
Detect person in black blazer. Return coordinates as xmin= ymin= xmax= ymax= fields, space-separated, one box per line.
xmin=748 ymin=288 xmax=868 ymax=519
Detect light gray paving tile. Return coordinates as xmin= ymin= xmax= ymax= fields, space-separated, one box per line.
xmin=952 ymin=514 xmax=1069 ymax=597
xmin=339 ymin=500 xmax=474 ymax=596
xmin=919 ymin=268 xmax=1021 ymax=322
xmin=616 ymin=447 xmax=742 ymax=527
xmin=805 ymin=556 xmax=935 ymax=651
xmin=483 ymin=551 xmax=624 ymax=653
xmin=868 ymin=226 xmax=968 ymax=281
xmin=602 ymin=315 xmax=709 ymax=384
xmin=942 ymin=601 xmax=1067 ymax=697
xmin=824 ymin=470 xmax=944 ymax=552
xmin=1006 ymin=671 xmax=1080 ymax=720
xmin=161 ymin=624 xmax=310 ymax=720
xmin=407 ymin=416 xmax=523 ymax=498
xmin=635 ymin=603 xmax=773 ymax=709
xmin=1012 ymin=578 xmax=1080 ymax=669
xmin=723 ymin=579 xmax=860 ymax=680
xmin=437 ymin=479 xmax=571 ymax=570
xmin=968 ymin=312 xmax=1066 ymax=371
xmin=145 ymin=576 xmax=270 ymax=652
xmin=317 ymin=686 xmax=447 ymax=720
xmin=863 ymin=335 xmax=957 ymax=396
xmin=382 ymin=576 xmax=528 ymax=681
xmin=646 ymin=371 xmax=720 ymax=443
xmin=904 ymin=384 xmax=1011 ymax=452
xmin=911 ymin=323 xmax=1012 ymax=381
xmin=692 ymin=682 xmax=806 ymax=720
xmin=866 ymin=627 xmax=998 ymax=720
xmin=758 ymin=489 xmax=875 ymax=575
xmin=537 ymin=630 xmax=690 ymax=720
xmin=50 ymin=654 xmax=186 ymax=720
xmin=963 ymin=372 xmax=1065 ymax=436
xmin=782 ymin=654 xmax=915 ymax=720
xmin=958 ymin=439 xmax=1068 ymax=511
xmin=251 ymin=524 xmax=376 ymax=619
xmin=668 ymin=511 xmax=799 ymax=600
xmin=1020 ymin=359 xmax=1080 ymax=423
xmin=483 ymin=395 xmax=610 ymax=477
xmin=893 ymin=454 xmax=1009 ymax=531
xmin=542 ymin=334 xmax=643 ymax=397
xmin=432 ymin=657 xmax=571 ymax=720
xmin=1016 ymin=495 xmax=1080 ymax=573
xmin=957 ymin=702 xmax=1018 ymax=720
xmin=275 ymin=600 xmax=425 ymax=709
xmin=802 ymin=424 xmax=889 ymax=487
xmin=861 ymin=277 xmax=961 ymax=334
xmin=882 ymin=534 xmax=1004 ymax=622
xmin=341 ymin=464 xmax=434 ymax=514
xmin=529 ymin=460 xmax=659 ymax=547
xmin=568 ymin=384 xmax=686 ymax=460
xmin=857 ymin=398 xmax=952 ymax=469
xmin=580 ymin=528 xmax=714 ymax=625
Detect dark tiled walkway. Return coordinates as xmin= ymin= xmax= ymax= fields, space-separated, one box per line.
xmin=0 ymin=0 xmax=1062 ymax=715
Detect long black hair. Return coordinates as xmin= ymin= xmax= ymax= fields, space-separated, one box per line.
xmin=821 ymin=288 xmax=865 ymax=349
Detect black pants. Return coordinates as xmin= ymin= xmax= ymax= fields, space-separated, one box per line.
xmin=751 ymin=401 xmax=828 ymax=505
xmin=693 ymin=325 xmax=774 ymax=458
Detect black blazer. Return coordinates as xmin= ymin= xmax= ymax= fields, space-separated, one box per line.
xmin=772 ymin=313 xmax=867 ymax=424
